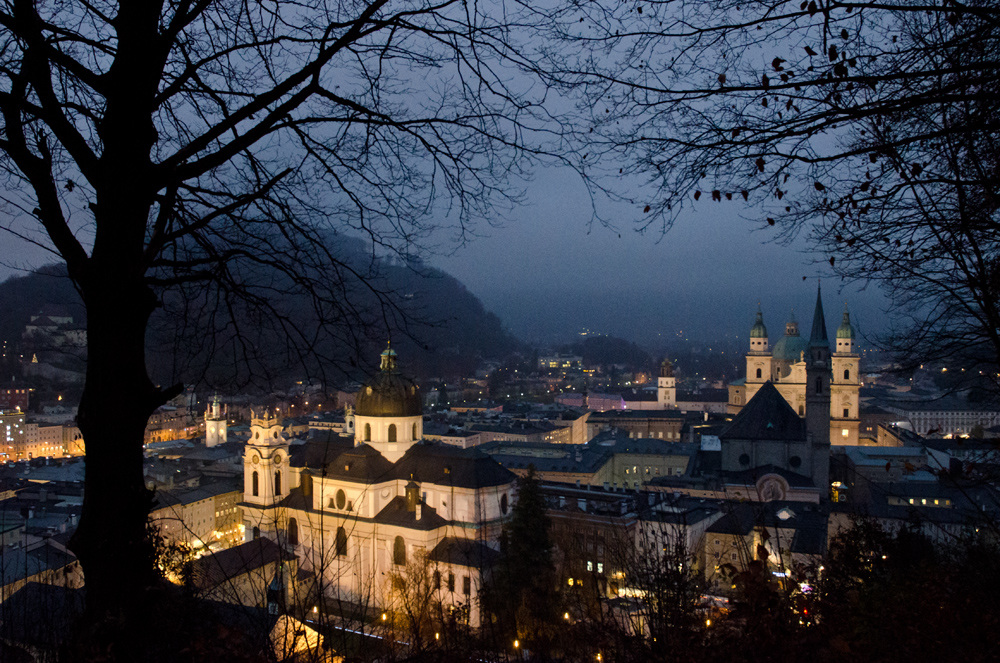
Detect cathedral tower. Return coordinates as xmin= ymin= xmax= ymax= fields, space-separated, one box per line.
xmin=831 ymin=306 xmax=861 ymax=444
xmin=745 ymin=305 xmax=774 ymax=389
xmin=805 ymin=286 xmax=831 ymax=497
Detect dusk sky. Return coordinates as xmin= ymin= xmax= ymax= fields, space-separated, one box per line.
xmin=434 ymin=164 xmax=887 ymax=351
xmin=0 ymin=159 xmax=887 ymax=354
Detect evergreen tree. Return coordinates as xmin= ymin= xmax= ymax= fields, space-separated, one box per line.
xmin=484 ymin=466 xmax=559 ymax=655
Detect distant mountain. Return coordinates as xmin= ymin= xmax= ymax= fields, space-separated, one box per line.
xmin=0 ymin=264 xmax=83 ymax=348
xmin=0 ymin=249 xmax=523 ymax=387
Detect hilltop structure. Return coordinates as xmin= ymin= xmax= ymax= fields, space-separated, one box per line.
xmin=727 ymin=287 xmax=861 ymax=444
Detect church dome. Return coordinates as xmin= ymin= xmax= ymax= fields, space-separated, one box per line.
xmin=836 ymin=308 xmax=856 ymax=339
xmin=772 ymin=315 xmax=808 ymax=362
xmin=354 ymin=344 xmax=423 ymax=417
xmin=750 ymin=307 xmax=767 ymax=338
xmin=771 ymin=335 xmax=808 ymax=362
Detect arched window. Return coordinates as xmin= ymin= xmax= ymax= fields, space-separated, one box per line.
xmin=364 ymin=423 xmax=371 ymax=442
xmin=274 ymin=470 xmax=282 ymax=495
xmin=336 ymin=527 xmax=347 ymax=557
xmin=288 ymin=518 xmax=298 ymax=546
xmin=815 ymin=376 xmax=823 ymax=394
xmin=388 ymin=424 xmax=397 ymax=442
xmin=844 ymin=369 xmax=850 ymax=380
xmin=412 ymin=423 xmax=417 ymax=440
xmin=755 ymin=368 xmax=762 ymax=379
xmin=252 ymin=471 xmax=259 ymax=497
xmin=393 ymin=536 xmax=406 ymax=566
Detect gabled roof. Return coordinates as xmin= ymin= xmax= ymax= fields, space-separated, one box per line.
xmin=721 ymin=382 xmax=805 ymax=442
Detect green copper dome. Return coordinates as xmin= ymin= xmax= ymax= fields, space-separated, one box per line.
xmin=750 ymin=306 xmax=768 ymax=338
xmin=836 ymin=308 xmax=856 ymax=339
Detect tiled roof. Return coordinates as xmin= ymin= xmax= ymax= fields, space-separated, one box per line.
xmin=326 ymin=444 xmax=395 ymax=483
xmin=390 ymin=442 xmax=515 ymax=489
xmin=191 ymin=537 xmax=293 ymax=591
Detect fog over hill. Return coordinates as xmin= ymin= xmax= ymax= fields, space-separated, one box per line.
xmin=0 ymin=243 xmax=524 ymax=387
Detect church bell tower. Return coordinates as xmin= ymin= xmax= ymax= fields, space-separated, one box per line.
xmin=205 ymin=394 xmax=227 ymax=448
xmin=805 ymin=285 xmax=831 ymax=498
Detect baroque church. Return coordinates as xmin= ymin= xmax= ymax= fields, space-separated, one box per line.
xmin=727 ymin=287 xmax=861 ymax=445
xmin=718 ymin=286 xmax=838 ymax=502
xmin=241 ymin=345 xmax=517 ymax=626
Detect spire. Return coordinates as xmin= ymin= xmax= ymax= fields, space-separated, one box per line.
xmin=750 ymin=304 xmax=768 ymax=338
xmin=809 ymin=282 xmax=829 ymax=347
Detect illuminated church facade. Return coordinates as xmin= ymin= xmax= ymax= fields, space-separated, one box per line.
xmin=241 ymin=346 xmax=516 ymax=626
xmin=728 ymin=288 xmax=861 ymax=445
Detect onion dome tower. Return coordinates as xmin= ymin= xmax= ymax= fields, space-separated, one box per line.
xmin=354 ymin=343 xmax=423 ymax=462
xmin=836 ymin=306 xmax=856 ymax=354
xmin=749 ymin=305 xmax=769 ymax=353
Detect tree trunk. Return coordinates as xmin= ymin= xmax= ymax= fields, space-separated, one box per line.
xmin=68 ymin=260 xmax=162 ymax=655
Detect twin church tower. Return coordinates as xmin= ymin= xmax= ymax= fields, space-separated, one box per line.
xmin=726 ymin=286 xmax=861 ymax=446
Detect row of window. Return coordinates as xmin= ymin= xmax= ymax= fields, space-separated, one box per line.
xmin=361 ymin=422 xmax=418 ymax=442
xmin=753 ymin=368 xmax=853 ymax=380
